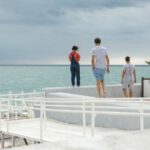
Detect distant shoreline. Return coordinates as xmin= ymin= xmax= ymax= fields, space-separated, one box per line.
xmin=0 ymin=64 xmax=149 ymax=67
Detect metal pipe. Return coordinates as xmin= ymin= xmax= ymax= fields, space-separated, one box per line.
xmin=140 ymin=99 xmax=144 ymax=131
xmin=91 ymin=102 xmax=95 ymax=136
xmin=82 ymin=101 xmax=86 ymax=136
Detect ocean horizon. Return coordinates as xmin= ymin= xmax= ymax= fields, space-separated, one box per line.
xmin=0 ymin=65 xmax=149 ymax=94
xmin=0 ymin=64 xmax=149 ymax=67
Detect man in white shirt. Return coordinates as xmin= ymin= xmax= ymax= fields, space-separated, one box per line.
xmin=122 ymin=56 xmax=136 ymax=97
xmin=91 ymin=38 xmax=110 ymax=97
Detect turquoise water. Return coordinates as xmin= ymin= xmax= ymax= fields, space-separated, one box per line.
xmin=0 ymin=65 xmax=149 ymax=93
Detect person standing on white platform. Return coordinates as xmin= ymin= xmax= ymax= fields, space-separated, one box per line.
xmin=121 ymin=56 xmax=136 ymax=97
xmin=91 ymin=38 xmax=110 ymax=97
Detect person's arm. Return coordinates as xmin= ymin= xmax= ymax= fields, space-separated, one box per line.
xmin=77 ymin=53 xmax=80 ymax=62
xmin=74 ymin=53 xmax=80 ymax=62
xmin=133 ymin=68 xmax=136 ymax=83
xmin=105 ymin=54 xmax=110 ymax=73
xmin=91 ymin=55 xmax=95 ymax=69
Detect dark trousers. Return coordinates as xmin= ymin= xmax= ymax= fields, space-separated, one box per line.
xmin=70 ymin=65 xmax=80 ymax=86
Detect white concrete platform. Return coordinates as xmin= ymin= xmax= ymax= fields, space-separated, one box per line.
xmin=6 ymin=122 xmax=150 ymax=150
xmin=1 ymin=84 xmax=150 ymax=150
xmin=2 ymin=118 xmax=150 ymax=150
xmin=1 ymin=119 xmax=93 ymax=142
xmin=44 ymin=84 xmax=141 ymax=97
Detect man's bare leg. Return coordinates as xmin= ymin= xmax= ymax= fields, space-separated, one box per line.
xmin=101 ymin=80 xmax=106 ymax=97
xmin=97 ymin=80 xmax=101 ymax=97
xmin=123 ymin=89 xmax=128 ymax=97
xmin=129 ymin=89 xmax=133 ymax=97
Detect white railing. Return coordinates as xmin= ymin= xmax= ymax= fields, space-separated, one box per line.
xmin=39 ymin=97 xmax=150 ymax=137
xmin=0 ymin=91 xmax=44 ymax=133
xmin=0 ymin=92 xmax=150 ymax=142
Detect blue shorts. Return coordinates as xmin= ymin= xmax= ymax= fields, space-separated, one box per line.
xmin=93 ymin=68 xmax=105 ymax=81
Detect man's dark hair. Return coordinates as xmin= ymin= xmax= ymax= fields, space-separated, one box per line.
xmin=94 ymin=38 xmax=101 ymax=44
xmin=72 ymin=45 xmax=78 ymax=51
xmin=125 ymin=56 xmax=130 ymax=62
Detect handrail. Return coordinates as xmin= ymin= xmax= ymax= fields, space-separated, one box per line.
xmin=0 ymin=91 xmax=150 ymax=142
xmin=0 ymin=92 xmax=44 ymax=97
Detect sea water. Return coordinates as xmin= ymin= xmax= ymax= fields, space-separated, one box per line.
xmin=0 ymin=65 xmax=149 ymax=93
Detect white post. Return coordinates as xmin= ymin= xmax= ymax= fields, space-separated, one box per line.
xmin=43 ymin=91 xmax=47 ymax=130
xmin=21 ymin=90 xmax=27 ymax=119
xmin=82 ymin=101 xmax=86 ymax=136
xmin=32 ymin=90 xmax=36 ymax=118
xmin=21 ymin=90 xmax=25 ymax=109
xmin=12 ymin=136 xmax=15 ymax=147
xmin=7 ymin=91 xmax=12 ymax=132
xmin=40 ymin=98 xmax=44 ymax=142
xmin=14 ymin=95 xmax=18 ymax=120
xmin=91 ymin=102 xmax=95 ymax=136
xmin=140 ymin=99 xmax=144 ymax=131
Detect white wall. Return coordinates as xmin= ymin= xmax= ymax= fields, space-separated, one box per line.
xmin=144 ymin=80 xmax=150 ymax=97
xmin=43 ymin=84 xmax=141 ymax=98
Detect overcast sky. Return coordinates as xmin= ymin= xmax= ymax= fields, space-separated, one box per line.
xmin=0 ymin=0 xmax=150 ymax=65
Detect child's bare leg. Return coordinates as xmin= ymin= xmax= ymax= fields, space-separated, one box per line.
xmin=123 ymin=89 xmax=128 ymax=97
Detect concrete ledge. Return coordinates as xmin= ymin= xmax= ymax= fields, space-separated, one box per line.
xmin=43 ymin=84 xmax=141 ymax=98
xmin=38 ymin=84 xmax=150 ymax=130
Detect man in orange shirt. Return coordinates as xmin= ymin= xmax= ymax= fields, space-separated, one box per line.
xmin=69 ymin=46 xmax=80 ymax=87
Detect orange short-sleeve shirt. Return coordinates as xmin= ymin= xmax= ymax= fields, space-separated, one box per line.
xmin=69 ymin=51 xmax=80 ymax=62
